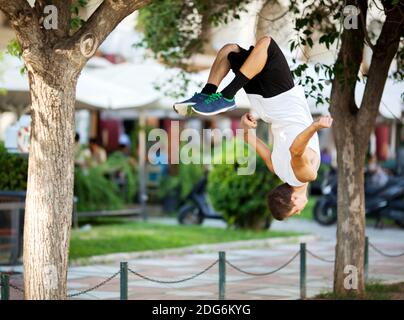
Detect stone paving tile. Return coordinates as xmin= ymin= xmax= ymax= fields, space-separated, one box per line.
xmin=62 ymin=240 xmax=404 ymax=300
xmin=67 ymin=273 xmax=91 ymax=280
xmin=165 ymin=290 xmax=215 ymax=297
xmin=67 ymin=282 xmax=89 ymax=289
xmin=130 ymin=259 xmax=199 ymax=267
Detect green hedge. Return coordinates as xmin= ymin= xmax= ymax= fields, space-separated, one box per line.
xmin=0 ymin=142 xmax=28 ymax=191
xmin=158 ymin=162 xmax=205 ymax=202
xmin=0 ymin=142 xmax=137 ymax=211
xmin=74 ymin=152 xmax=138 ymax=212
xmin=207 ymin=139 xmax=281 ymax=230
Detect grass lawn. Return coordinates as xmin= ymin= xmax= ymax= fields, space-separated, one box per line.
xmin=69 ymin=218 xmax=302 ymax=260
xmin=315 ymin=281 xmax=404 ymax=300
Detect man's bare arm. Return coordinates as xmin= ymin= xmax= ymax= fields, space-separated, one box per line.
xmin=244 ymin=130 xmax=274 ymax=173
xmin=241 ymin=113 xmax=274 ymax=173
xmin=289 ymin=116 xmax=333 ymax=183
xmin=290 ymin=116 xmax=333 ymax=157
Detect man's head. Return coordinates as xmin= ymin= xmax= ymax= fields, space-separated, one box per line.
xmin=267 ymin=183 xmax=308 ymax=221
xmin=89 ymin=138 xmax=98 ymax=152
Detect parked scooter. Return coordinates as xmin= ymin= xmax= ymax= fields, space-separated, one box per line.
xmin=177 ymin=171 xmax=222 ymax=225
xmin=313 ymin=168 xmax=404 ymax=228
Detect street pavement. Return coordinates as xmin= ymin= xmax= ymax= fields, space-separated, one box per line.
xmin=3 ymin=218 xmax=404 ymax=300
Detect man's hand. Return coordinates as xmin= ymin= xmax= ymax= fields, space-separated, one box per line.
xmin=240 ymin=113 xmax=257 ymax=131
xmin=312 ymin=115 xmax=333 ymax=130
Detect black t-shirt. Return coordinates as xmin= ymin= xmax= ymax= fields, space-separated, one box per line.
xmin=227 ymin=39 xmax=295 ymax=98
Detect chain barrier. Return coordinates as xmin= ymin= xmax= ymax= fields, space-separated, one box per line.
xmin=0 ymin=274 xmax=25 ymax=293
xmin=3 ymin=240 xmax=404 ymax=300
xmin=226 ymin=251 xmax=300 ymax=276
xmin=128 ymin=259 xmax=219 ymax=284
xmin=306 ymin=249 xmax=335 ymax=263
xmin=67 ymin=271 xmax=120 ymax=298
xmin=9 ymin=283 xmax=24 ymax=293
xmin=369 ymin=242 xmax=404 ymax=258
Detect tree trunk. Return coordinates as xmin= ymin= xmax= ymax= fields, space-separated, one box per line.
xmin=332 ymin=115 xmax=366 ymax=295
xmin=23 ymin=63 xmax=78 ymax=300
xmin=329 ymin=0 xmax=368 ymax=296
xmin=255 ymin=0 xmax=287 ymax=40
xmin=330 ymin=0 xmax=402 ymax=296
xmin=0 ymin=0 xmax=150 ymax=301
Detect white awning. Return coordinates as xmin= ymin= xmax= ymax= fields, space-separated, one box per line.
xmin=0 ymin=55 xmax=401 ymax=119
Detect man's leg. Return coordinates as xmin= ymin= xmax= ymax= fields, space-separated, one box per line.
xmin=173 ymin=43 xmax=240 ymax=115
xmin=239 ymin=36 xmax=271 ymax=79
xmin=221 ymin=36 xmax=271 ymax=99
xmin=205 ymin=43 xmax=241 ymax=87
xmin=191 ymin=36 xmax=272 ymax=115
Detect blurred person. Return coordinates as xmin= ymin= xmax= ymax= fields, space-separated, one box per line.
xmin=396 ymin=143 xmax=404 ymax=175
xmin=118 ymin=131 xmax=131 ymax=150
xmin=150 ymin=148 xmax=169 ymax=177
xmin=320 ymin=148 xmax=332 ymax=166
xmin=74 ymin=133 xmax=91 ymax=169
xmin=367 ymin=154 xmax=389 ymax=189
xmin=89 ymin=138 xmax=107 ymax=166
xmin=115 ymin=143 xmax=137 ymax=167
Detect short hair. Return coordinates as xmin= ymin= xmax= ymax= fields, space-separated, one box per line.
xmin=89 ymin=138 xmax=98 ymax=145
xmin=75 ymin=133 xmax=80 ymax=142
xmin=267 ymin=183 xmax=294 ymax=221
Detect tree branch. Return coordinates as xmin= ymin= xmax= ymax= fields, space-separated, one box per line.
xmin=359 ymin=6 xmax=375 ymax=50
xmin=329 ymin=0 xmax=368 ymax=117
xmin=357 ymin=2 xmax=403 ymax=143
xmin=58 ymin=0 xmax=150 ymax=67
xmin=0 ymin=0 xmax=44 ymax=46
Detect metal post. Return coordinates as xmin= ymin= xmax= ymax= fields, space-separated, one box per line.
xmin=364 ymin=236 xmax=369 ymax=283
xmin=73 ymin=197 xmax=79 ymax=229
xmin=300 ymin=243 xmax=306 ymax=299
xmin=120 ymin=262 xmax=128 ymax=300
xmin=218 ymin=251 xmax=226 ymax=300
xmin=1 ymin=274 xmax=10 ymax=300
xmin=138 ymin=111 xmax=148 ymax=221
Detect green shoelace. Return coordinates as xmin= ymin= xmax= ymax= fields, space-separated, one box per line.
xmin=205 ymin=93 xmax=223 ymax=104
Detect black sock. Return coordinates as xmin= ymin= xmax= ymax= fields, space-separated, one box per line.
xmin=201 ymin=83 xmax=218 ymax=95
xmin=221 ymin=71 xmax=250 ymax=99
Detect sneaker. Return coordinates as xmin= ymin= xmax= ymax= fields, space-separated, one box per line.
xmin=192 ymin=93 xmax=236 ymax=115
xmin=173 ymin=92 xmax=210 ymax=116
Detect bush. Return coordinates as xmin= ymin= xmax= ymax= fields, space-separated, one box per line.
xmin=74 ymin=153 xmax=138 ymax=212
xmin=98 ymin=152 xmax=138 ymax=202
xmin=74 ymin=166 xmax=124 ymax=212
xmin=0 ymin=142 xmax=28 ymax=191
xmin=207 ymin=139 xmax=281 ymax=230
xmin=0 ymin=142 xmax=138 ymax=211
xmin=158 ymin=161 xmax=205 ymax=203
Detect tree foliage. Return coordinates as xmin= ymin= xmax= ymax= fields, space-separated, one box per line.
xmin=136 ymin=0 xmax=253 ymax=67
xmin=287 ymin=0 xmax=403 ymax=102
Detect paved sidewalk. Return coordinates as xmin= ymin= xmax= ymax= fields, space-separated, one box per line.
xmin=4 ymin=220 xmax=404 ymax=300
xmin=64 ymin=240 xmax=404 ymax=300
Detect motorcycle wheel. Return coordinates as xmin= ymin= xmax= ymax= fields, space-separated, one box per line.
xmin=178 ymin=203 xmax=204 ymax=225
xmin=394 ymin=219 xmax=404 ymax=229
xmin=313 ymin=198 xmax=337 ymax=226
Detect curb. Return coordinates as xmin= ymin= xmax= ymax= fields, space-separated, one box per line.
xmin=70 ymin=234 xmax=318 ymax=266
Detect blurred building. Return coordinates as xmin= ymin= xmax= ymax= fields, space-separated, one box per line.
xmin=0 ymin=1 xmax=402 ymax=166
